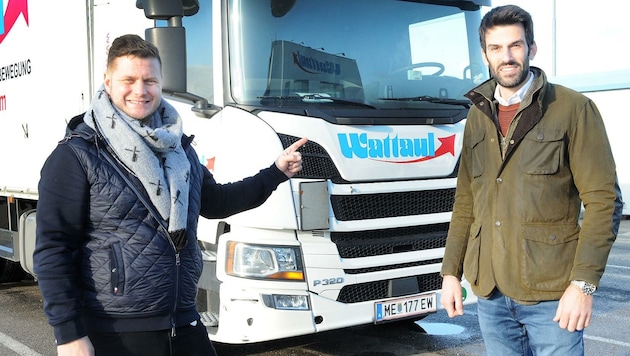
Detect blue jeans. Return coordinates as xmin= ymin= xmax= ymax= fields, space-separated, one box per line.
xmin=477 ymin=289 xmax=584 ymax=356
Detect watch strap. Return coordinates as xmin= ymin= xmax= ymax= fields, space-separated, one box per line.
xmin=571 ymin=280 xmax=597 ymax=295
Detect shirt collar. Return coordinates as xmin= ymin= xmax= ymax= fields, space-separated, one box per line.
xmin=494 ymin=71 xmax=535 ymax=106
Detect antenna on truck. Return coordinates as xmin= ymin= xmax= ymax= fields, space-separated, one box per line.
xmin=136 ymin=0 xmax=220 ymax=117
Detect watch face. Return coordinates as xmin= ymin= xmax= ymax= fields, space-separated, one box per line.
xmin=583 ymin=283 xmax=597 ymax=295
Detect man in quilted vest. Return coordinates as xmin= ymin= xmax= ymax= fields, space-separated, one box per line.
xmin=34 ymin=34 xmax=306 ymax=356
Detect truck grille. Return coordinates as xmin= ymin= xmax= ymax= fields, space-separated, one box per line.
xmin=280 ymin=135 xmax=453 ymax=305
xmin=330 ymin=217 xmax=448 ymax=303
xmin=336 ymin=272 xmax=442 ymax=303
xmin=344 ymin=259 xmax=442 ymax=274
xmin=331 ymin=189 xmax=455 ymax=221
xmin=331 ymin=223 xmax=448 ymax=258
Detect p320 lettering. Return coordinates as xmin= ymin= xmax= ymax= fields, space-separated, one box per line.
xmin=313 ymin=277 xmax=344 ymax=287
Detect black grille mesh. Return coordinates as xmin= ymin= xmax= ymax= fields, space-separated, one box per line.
xmin=345 ymin=259 xmax=442 ymax=274
xmin=336 ymin=272 xmax=442 ymax=304
xmin=331 ymin=223 xmax=449 ymax=258
xmin=331 ymin=189 xmax=455 ymax=221
xmin=278 ymin=134 xmax=341 ymax=179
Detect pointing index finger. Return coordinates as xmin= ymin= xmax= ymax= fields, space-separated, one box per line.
xmin=286 ymin=137 xmax=308 ymax=153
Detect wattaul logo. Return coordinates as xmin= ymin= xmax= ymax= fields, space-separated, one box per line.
xmin=337 ymin=132 xmax=456 ymax=163
xmin=292 ymin=51 xmax=341 ymax=76
xmin=1 ymin=0 xmax=29 ymax=45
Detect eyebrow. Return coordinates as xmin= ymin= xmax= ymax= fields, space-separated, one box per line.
xmin=118 ymin=75 xmax=159 ymax=81
xmin=488 ymin=39 xmax=525 ymax=47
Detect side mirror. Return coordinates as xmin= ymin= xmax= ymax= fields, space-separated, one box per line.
xmin=136 ymin=0 xmax=199 ymax=19
xmin=145 ymin=27 xmax=187 ymax=94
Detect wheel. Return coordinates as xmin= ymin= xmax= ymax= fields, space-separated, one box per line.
xmin=0 ymin=259 xmax=27 ymax=283
xmin=462 ymin=63 xmax=486 ymax=82
xmin=394 ymin=62 xmax=445 ymax=76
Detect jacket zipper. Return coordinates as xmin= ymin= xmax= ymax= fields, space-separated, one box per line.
xmin=171 ymin=252 xmax=181 ymax=337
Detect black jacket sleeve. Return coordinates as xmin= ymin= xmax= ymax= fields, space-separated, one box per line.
xmin=199 ymin=163 xmax=288 ymax=219
xmin=33 ymin=143 xmax=90 ymax=345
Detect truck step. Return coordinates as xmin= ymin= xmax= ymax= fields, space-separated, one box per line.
xmin=200 ymin=311 xmax=219 ymax=327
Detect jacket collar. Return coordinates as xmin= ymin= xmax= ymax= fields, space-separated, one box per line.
xmin=465 ymin=67 xmax=548 ymax=160
xmin=465 ymin=67 xmax=546 ymax=109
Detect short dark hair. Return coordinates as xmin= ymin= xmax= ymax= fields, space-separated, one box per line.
xmin=479 ymin=5 xmax=534 ymax=51
xmin=106 ymin=34 xmax=162 ymax=70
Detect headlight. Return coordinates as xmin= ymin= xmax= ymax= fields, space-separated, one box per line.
xmin=226 ymin=242 xmax=304 ymax=281
xmin=262 ymin=294 xmax=310 ymax=310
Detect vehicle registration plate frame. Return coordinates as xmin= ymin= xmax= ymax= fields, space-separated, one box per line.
xmin=374 ymin=292 xmax=437 ymax=324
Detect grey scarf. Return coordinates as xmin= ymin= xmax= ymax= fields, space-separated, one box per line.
xmin=84 ymin=86 xmax=190 ymax=244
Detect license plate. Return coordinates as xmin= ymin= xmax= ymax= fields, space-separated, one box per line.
xmin=374 ymin=292 xmax=437 ymax=323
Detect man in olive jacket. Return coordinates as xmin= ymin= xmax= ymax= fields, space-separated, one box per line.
xmin=440 ymin=5 xmax=618 ymax=356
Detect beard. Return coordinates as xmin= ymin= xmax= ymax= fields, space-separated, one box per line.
xmin=491 ymin=61 xmax=530 ymax=89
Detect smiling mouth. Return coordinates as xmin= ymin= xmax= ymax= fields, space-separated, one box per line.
xmin=128 ymin=100 xmax=149 ymax=105
xmin=499 ymin=62 xmax=519 ymax=72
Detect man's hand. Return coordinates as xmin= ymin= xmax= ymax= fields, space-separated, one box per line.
xmin=276 ymin=137 xmax=308 ymax=178
xmin=553 ymin=284 xmax=593 ymax=332
xmin=440 ymin=274 xmax=464 ymax=318
xmin=57 ymin=336 xmax=94 ymax=356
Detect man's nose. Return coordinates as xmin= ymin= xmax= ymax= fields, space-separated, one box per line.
xmin=132 ymin=80 xmax=147 ymax=94
xmin=500 ymin=48 xmax=514 ymax=62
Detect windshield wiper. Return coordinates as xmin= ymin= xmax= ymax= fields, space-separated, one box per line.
xmin=380 ymin=95 xmax=471 ymax=108
xmin=259 ymin=94 xmax=376 ymax=109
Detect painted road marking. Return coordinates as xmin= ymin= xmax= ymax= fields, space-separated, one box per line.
xmin=585 ymin=334 xmax=630 ymax=348
xmin=0 ymin=331 xmax=42 ymax=356
xmin=607 ymin=264 xmax=630 ymax=270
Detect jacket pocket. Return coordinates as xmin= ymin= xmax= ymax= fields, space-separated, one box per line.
xmin=519 ymin=129 xmax=564 ymax=175
xmin=110 ymin=242 xmax=125 ymax=296
xmin=463 ymin=222 xmax=482 ymax=286
xmin=520 ymin=223 xmax=579 ymax=291
xmin=466 ymin=129 xmax=485 ymax=178
xmin=179 ymin=246 xmax=204 ymax=310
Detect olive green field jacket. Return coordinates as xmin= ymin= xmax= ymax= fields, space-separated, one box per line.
xmin=441 ymin=67 xmax=617 ymax=302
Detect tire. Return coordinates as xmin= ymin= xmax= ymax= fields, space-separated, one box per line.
xmin=0 ymin=258 xmax=27 ymax=283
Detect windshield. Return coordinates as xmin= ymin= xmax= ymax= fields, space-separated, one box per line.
xmin=228 ymin=0 xmax=487 ymax=109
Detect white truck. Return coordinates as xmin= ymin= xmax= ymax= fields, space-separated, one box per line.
xmin=1 ymin=0 xmax=489 ymax=344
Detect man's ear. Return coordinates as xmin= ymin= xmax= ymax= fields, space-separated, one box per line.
xmin=481 ymin=48 xmax=489 ymax=66
xmin=529 ymin=41 xmax=537 ymax=60
xmin=103 ymin=71 xmax=111 ymax=94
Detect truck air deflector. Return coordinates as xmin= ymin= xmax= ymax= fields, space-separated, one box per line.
xmin=249 ymin=106 xmax=468 ymax=125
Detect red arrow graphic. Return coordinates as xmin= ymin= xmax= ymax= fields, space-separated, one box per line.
xmin=373 ymin=134 xmax=456 ymax=164
xmin=406 ymin=134 xmax=456 ymax=163
xmin=0 ymin=0 xmax=29 ymax=45
xmin=292 ymin=52 xmax=319 ymax=74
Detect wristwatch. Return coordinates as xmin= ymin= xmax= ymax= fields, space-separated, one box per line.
xmin=571 ymin=280 xmax=597 ymax=295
